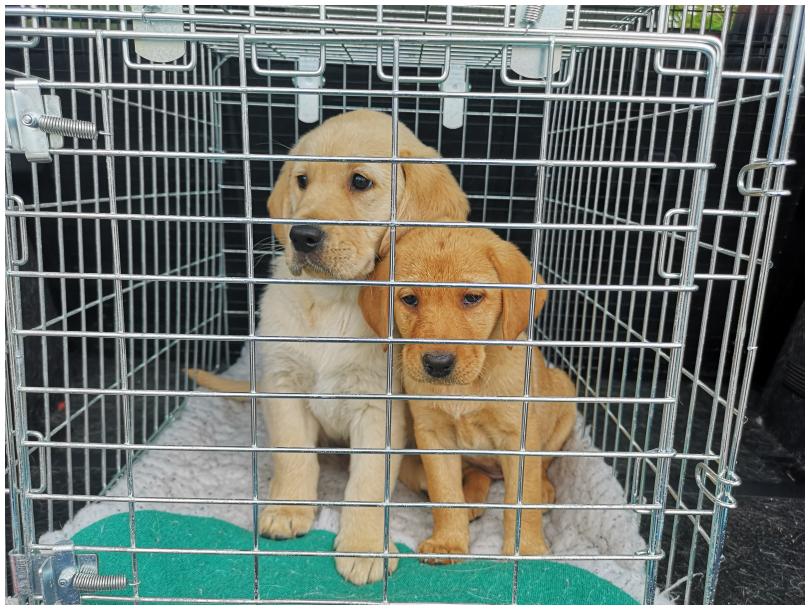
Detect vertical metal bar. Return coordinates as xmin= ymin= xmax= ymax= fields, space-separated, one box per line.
xmin=621 ymin=14 xmax=657 ymax=499
xmin=511 ymin=38 xmax=554 ymax=605
xmin=5 ymin=157 xmax=37 ymax=559
xmin=5 ymin=379 xmax=24 ymax=555
xmin=213 ymin=52 xmax=228 ymax=372
xmin=381 ymin=36 xmax=402 ymax=604
xmin=121 ymin=9 xmax=135 ymax=493
xmin=560 ymin=46 xmax=592 ymax=401
xmin=94 ymin=29 xmax=139 ymax=600
xmin=42 ymin=14 xmax=78 ymax=521
xmin=236 ymin=35 xmax=262 ymax=601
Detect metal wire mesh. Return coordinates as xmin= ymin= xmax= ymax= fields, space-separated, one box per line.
xmin=4 ymin=4 xmax=804 ymax=605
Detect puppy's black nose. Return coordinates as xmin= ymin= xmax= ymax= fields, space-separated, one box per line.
xmin=422 ymin=351 xmax=455 ymax=378
xmin=289 ymin=224 xmax=325 ymax=253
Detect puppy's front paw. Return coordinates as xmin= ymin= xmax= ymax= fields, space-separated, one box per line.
xmin=334 ymin=539 xmax=398 ymax=585
xmin=418 ymin=536 xmax=469 ymax=565
xmin=259 ymin=505 xmax=315 ymax=539
xmin=501 ymin=535 xmax=549 ymax=557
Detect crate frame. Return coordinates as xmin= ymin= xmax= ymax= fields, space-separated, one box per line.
xmin=4 ymin=4 xmax=804 ymax=605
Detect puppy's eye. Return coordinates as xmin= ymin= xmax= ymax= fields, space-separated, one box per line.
xmin=351 ymin=173 xmax=373 ymax=191
xmin=296 ymin=175 xmax=308 ymax=190
xmin=462 ymin=293 xmax=483 ymax=306
xmin=400 ymin=294 xmax=418 ymax=307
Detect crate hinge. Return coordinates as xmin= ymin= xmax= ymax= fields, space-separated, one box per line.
xmin=10 ymin=539 xmax=128 ymax=604
xmin=695 ymin=462 xmax=742 ymax=510
xmin=737 ymin=158 xmax=796 ymax=198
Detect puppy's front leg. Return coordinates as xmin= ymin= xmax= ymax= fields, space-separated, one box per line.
xmin=413 ymin=421 xmax=469 ymax=564
xmin=500 ymin=454 xmax=549 ymax=556
xmin=334 ymin=402 xmax=406 ymax=585
xmin=260 ymin=395 xmax=320 ymax=539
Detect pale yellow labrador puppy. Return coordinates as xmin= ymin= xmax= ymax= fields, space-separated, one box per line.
xmin=188 ymin=110 xmax=469 ymax=584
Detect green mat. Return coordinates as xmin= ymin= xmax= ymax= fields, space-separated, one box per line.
xmin=73 ymin=511 xmax=637 ymax=604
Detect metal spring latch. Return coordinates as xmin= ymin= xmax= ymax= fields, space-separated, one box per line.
xmin=21 ymin=112 xmax=99 ymax=140
xmin=65 ymin=568 xmax=129 ymax=593
xmin=521 ymin=5 xmax=544 ymax=27
xmin=6 ymin=78 xmax=101 ymax=163
xmin=11 ymin=539 xmax=129 ymax=604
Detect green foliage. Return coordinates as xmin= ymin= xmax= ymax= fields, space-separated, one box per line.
xmin=670 ymin=5 xmax=732 ymax=33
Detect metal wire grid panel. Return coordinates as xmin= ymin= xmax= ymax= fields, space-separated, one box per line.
xmin=3 ymin=4 xmax=803 ymax=605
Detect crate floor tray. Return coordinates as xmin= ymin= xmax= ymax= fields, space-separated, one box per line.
xmin=42 ymin=352 xmax=669 ymax=603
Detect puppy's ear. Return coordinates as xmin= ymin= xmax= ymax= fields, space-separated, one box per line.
xmin=358 ymin=252 xmax=394 ymax=346
xmin=267 ymin=159 xmax=294 ymax=247
xmin=488 ymin=237 xmax=548 ymax=343
xmin=378 ymin=142 xmax=470 ymax=256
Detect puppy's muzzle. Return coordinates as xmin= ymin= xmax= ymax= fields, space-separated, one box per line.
xmin=290 ymin=224 xmax=325 ymax=253
xmin=422 ymin=351 xmax=455 ymax=379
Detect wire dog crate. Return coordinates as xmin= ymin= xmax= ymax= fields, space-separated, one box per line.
xmin=4 ymin=4 xmax=804 ymax=605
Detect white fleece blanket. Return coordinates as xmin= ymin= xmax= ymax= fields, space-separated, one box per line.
xmin=42 ymin=353 xmax=669 ymax=603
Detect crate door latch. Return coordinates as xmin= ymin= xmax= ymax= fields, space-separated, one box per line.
xmin=10 ymin=539 xmax=129 ymax=604
xmin=6 ymin=79 xmax=100 ymax=163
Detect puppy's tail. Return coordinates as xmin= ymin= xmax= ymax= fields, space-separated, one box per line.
xmin=185 ymin=368 xmax=251 ymax=401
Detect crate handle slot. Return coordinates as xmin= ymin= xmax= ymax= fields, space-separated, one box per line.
xmin=250 ymin=5 xmax=326 ymax=78
xmin=26 ymin=431 xmax=47 ymax=494
xmin=656 ymin=208 xmax=689 ymax=281
xmin=251 ymin=42 xmax=326 ymax=78
xmin=121 ymin=5 xmax=195 ymax=72
xmin=375 ymin=5 xmax=452 ymax=84
xmin=500 ymin=41 xmax=578 ymax=88
xmin=122 ymin=38 xmax=197 ymax=72
xmin=376 ymin=45 xmax=451 ymax=84
xmin=6 ymin=195 xmax=29 ymax=267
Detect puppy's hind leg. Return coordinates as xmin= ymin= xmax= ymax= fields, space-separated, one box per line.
xmin=462 ymin=468 xmax=492 ymax=522
xmin=398 ymin=455 xmax=427 ymax=494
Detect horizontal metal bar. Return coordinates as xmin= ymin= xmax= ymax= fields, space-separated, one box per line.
xmin=4 ymin=80 xmax=717 ymax=105
xmin=22 ymin=495 xmax=702 ymax=518
xmin=5 ymin=209 xmax=701 ymax=233
xmin=18 ymin=385 xmax=675 ymax=405
xmin=3 ymin=23 xmax=723 ymax=57
xmin=78 ymin=594 xmax=371 ymax=605
xmin=702 ymin=209 xmax=760 ymax=218
xmin=694 ymin=273 xmax=746 ymax=281
xmin=23 ymin=189 xmax=221 ymax=212
xmin=549 ymin=89 xmax=782 ymax=138
xmin=27 ymin=540 xmax=663 ymax=563
xmin=721 ymin=69 xmax=783 ymax=81
xmin=6 ymin=269 xmax=699 ymax=293
xmin=27 ymin=491 xmax=662 ymax=512
xmin=3 ymin=6 xmax=659 ymax=38
xmin=3 ymin=147 xmax=715 ymax=170
xmin=23 ymin=439 xmax=713 ymax=461
xmin=12 ymin=329 xmax=684 ymax=350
